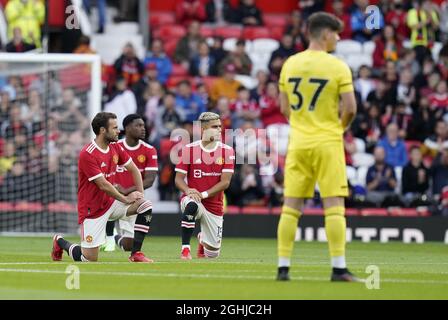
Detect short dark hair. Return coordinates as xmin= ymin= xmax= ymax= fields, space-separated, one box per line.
xmin=122 ymin=114 xmax=142 ymax=130
xmin=307 ymin=12 xmax=343 ymax=39
xmin=91 ymin=112 xmax=117 ymax=135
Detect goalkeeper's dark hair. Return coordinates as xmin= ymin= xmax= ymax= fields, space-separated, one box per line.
xmin=122 ymin=114 xmax=143 ymax=132
xmin=307 ymin=12 xmax=343 ymax=39
xmin=91 ymin=112 xmax=117 ymax=135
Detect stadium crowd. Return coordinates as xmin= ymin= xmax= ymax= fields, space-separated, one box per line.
xmin=0 ymin=0 xmax=447 ymax=215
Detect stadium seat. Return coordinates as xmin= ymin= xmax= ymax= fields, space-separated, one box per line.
xmin=242 ymin=27 xmax=271 ymax=40
xmin=171 ymin=63 xmax=188 ymax=76
xmin=432 ymin=41 xmax=443 ymax=61
xmin=354 ymin=138 xmax=366 ymax=153
xmin=417 ymin=207 xmax=431 ymax=217
xmin=59 ymin=65 xmax=91 ymax=91
xmin=201 ymin=76 xmax=218 ymax=92
xmin=363 ymin=41 xmax=376 ymax=56
xmin=153 ymin=25 xmax=186 ymax=41
xmin=164 ymin=38 xmax=179 ymax=58
xmin=269 ymin=27 xmax=284 ymax=41
xmin=356 ymin=166 xmax=369 ymax=187
xmin=149 ymin=0 xmax=177 ymax=11
xmin=346 ymin=166 xmax=358 ymax=186
xmin=166 ymin=75 xmax=191 ymax=89
xmin=271 ymin=207 xmax=282 ymax=215
xmin=360 ymin=208 xmax=388 ymax=216
xmin=200 ymin=25 xmax=215 ymax=38
xmin=352 ymin=153 xmax=374 ymax=168
xmin=14 ymin=202 xmax=43 ymax=213
xmin=336 ymin=40 xmax=362 ymax=55
xmin=251 ymin=38 xmax=279 ymax=55
xmin=223 ymin=38 xmax=252 ymax=52
xmin=215 ymin=26 xmax=243 ymax=39
xmin=346 ymin=53 xmax=373 ymax=72
xmin=263 ymin=14 xmax=289 ymax=29
xmin=149 ymin=11 xmax=176 ymax=26
xmin=234 ymin=74 xmax=258 ymax=90
xmin=48 ymin=201 xmax=77 ymax=213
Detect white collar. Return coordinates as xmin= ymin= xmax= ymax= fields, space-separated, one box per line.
xmin=92 ymin=140 xmax=109 ymax=154
xmin=200 ymin=140 xmax=219 ymax=153
xmin=123 ymin=139 xmax=141 ymax=151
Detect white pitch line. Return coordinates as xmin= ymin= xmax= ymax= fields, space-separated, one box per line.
xmin=0 ymin=268 xmax=448 ymax=285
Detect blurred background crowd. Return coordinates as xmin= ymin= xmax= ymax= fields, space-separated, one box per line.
xmin=0 ymin=0 xmax=447 ymax=216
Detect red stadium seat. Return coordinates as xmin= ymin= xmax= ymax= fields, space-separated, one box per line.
xmin=149 ymin=11 xmax=176 ymax=27
xmin=303 ymin=208 xmax=324 ymax=215
xmin=171 ymin=63 xmax=188 ymax=76
xmin=153 ymin=25 xmax=186 ymax=41
xmin=405 ymin=140 xmax=422 ymax=153
xmin=48 ymin=0 xmax=66 ymax=28
xmin=270 ymin=26 xmax=285 ymax=41
xmin=48 ymin=201 xmax=77 ymax=213
xmin=241 ymin=206 xmax=270 ymax=215
xmin=215 ymin=26 xmax=243 ymax=39
xmin=148 ymin=0 xmax=177 ymax=11
xmin=388 ymin=208 xmax=419 ymax=217
xmin=243 ymin=27 xmax=271 ymax=40
xmin=264 ymin=14 xmax=289 ymax=29
xmin=417 ymin=207 xmax=431 ymax=217
xmin=200 ymin=25 xmax=215 ymax=38
xmin=59 ymin=65 xmax=91 ymax=90
xmin=166 ymin=75 xmax=191 ymax=89
xmin=0 ymin=202 xmax=15 ymax=212
xmin=164 ymin=38 xmax=179 ymax=58
xmin=257 ymin=0 xmax=298 ymax=13
xmin=14 ymin=202 xmax=43 ymax=212
xmin=201 ymin=76 xmax=218 ymax=92
xmin=271 ymin=207 xmax=282 ymax=215
xmin=360 ymin=208 xmax=388 ymax=216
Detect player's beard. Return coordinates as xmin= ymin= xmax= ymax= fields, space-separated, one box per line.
xmin=105 ymin=132 xmax=118 ymax=143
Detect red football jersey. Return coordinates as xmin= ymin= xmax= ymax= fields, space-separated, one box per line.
xmin=175 ymin=140 xmax=235 ymax=216
xmin=115 ymin=139 xmax=159 ymax=189
xmin=78 ymin=140 xmax=131 ymax=224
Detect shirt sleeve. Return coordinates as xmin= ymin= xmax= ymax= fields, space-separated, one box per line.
xmin=117 ymin=145 xmax=132 ymax=166
xmin=79 ymin=151 xmax=103 ymax=182
xmin=338 ymin=61 xmax=354 ymax=94
xmin=222 ymin=147 xmax=235 ymax=173
xmin=175 ymin=146 xmax=190 ymax=175
xmin=278 ymin=58 xmax=288 ymax=93
xmin=145 ymin=147 xmax=159 ymax=171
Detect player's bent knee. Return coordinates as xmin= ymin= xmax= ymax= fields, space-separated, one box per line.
xmin=137 ymin=200 xmax=153 ymax=215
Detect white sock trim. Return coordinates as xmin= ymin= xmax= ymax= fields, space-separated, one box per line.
xmin=182 ymin=245 xmax=190 ymax=250
xmin=331 ymin=256 xmax=347 ymax=269
xmin=278 ymin=257 xmax=291 ymax=268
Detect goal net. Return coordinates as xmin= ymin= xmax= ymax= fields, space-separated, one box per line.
xmin=0 ymin=53 xmax=101 ymax=235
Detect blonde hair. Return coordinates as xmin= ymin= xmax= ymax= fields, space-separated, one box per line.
xmin=198 ymin=112 xmax=220 ymax=123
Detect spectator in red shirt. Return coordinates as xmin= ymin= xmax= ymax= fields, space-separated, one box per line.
xmin=259 ymin=82 xmax=287 ymax=128
xmin=230 ymin=86 xmax=260 ymax=129
xmin=429 ymin=80 xmax=448 ymax=111
xmin=331 ymin=0 xmax=352 ymax=40
xmin=373 ymin=24 xmax=403 ymax=69
xmin=176 ymin=0 xmax=206 ymax=26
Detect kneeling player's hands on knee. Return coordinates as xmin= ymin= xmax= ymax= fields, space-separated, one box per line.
xmin=186 ymin=189 xmax=202 ymax=202
xmin=125 ymin=191 xmax=144 ymax=204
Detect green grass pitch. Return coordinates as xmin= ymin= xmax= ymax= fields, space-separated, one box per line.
xmin=0 ymin=236 xmax=447 ymax=299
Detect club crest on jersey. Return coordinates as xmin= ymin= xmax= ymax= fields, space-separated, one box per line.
xmin=215 ymin=157 xmax=224 ymax=165
xmin=137 ymin=155 xmax=146 ymax=163
xmin=86 ymin=235 xmax=93 ymax=243
xmin=113 ymin=155 xmax=119 ymax=164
